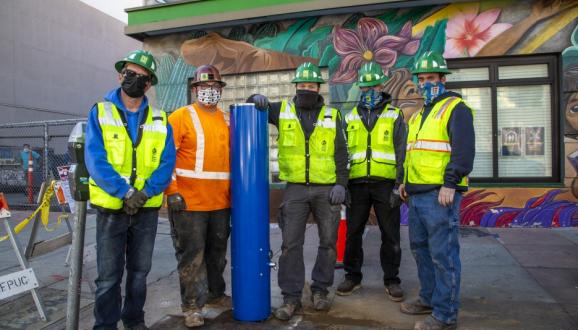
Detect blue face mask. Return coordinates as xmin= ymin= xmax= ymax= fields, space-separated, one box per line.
xmin=360 ymin=89 xmax=383 ymax=108
xmin=419 ymin=81 xmax=445 ymax=105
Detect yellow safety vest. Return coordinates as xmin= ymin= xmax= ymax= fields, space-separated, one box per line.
xmin=345 ymin=105 xmax=400 ymax=180
xmin=405 ymin=96 xmax=472 ymax=187
xmin=89 ymin=102 xmax=168 ymax=210
xmin=277 ymin=100 xmax=339 ymax=184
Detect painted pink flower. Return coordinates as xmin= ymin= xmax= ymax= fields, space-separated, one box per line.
xmin=444 ymin=8 xmax=512 ymax=58
xmin=331 ymin=18 xmax=420 ymax=84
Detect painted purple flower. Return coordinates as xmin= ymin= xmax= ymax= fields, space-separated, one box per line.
xmin=331 ymin=18 xmax=420 ymax=84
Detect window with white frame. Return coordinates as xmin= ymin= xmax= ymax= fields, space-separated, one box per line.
xmin=446 ymin=55 xmax=560 ymax=183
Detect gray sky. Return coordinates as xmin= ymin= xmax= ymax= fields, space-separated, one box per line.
xmin=78 ymin=0 xmax=142 ymax=23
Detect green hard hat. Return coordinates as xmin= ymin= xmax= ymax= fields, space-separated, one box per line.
xmin=292 ymin=62 xmax=325 ymax=84
xmin=411 ymin=51 xmax=452 ymax=75
xmin=115 ymin=50 xmax=159 ymax=85
xmin=357 ymin=62 xmax=388 ymax=87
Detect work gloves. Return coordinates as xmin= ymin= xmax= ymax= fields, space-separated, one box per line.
xmin=167 ymin=193 xmax=187 ymax=213
xmin=252 ymin=94 xmax=269 ymax=111
xmin=329 ymin=184 xmax=346 ymax=205
xmin=389 ymin=187 xmax=403 ymax=209
xmin=123 ymin=188 xmax=148 ymax=215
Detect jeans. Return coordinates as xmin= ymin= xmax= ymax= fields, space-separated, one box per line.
xmin=277 ymin=184 xmax=341 ymax=304
xmin=345 ymin=181 xmax=401 ymax=286
xmin=408 ymin=189 xmax=462 ymax=324
xmin=168 ymin=209 xmax=230 ymax=311
xmin=93 ymin=209 xmax=159 ymax=330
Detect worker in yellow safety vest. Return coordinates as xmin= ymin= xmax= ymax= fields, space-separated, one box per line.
xmin=248 ymin=62 xmax=349 ymax=320
xmin=85 ymin=50 xmax=176 ymax=330
xmin=399 ymin=51 xmax=475 ymax=330
xmin=335 ymin=62 xmax=406 ymax=301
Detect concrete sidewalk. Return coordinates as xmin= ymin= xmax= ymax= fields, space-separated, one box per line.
xmin=0 ymin=211 xmax=577 ymax=329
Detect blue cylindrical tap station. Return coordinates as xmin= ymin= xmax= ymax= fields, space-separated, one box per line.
xmin=230 ymin=103 xmax=271 ymax=321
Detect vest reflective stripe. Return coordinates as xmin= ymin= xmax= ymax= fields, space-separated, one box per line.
xmin=89 ymin=102 xmax=168 ymax=210
xmin=345 ymin=105 xmax=399 ymax=180
xmin=277 ymin=100 xmax=338 ymax=184
xmin=405 ymin=96 xmax=470 ymax=187
xmin=406 ymin=140 xmax=451 ymax=153
xmin=175 ymin=168 xmax=230 ymax=180
xmin=172 ymin=106 xmax=231 ymax=181
xmin=350 ymin=150 xmax=396 ymax=161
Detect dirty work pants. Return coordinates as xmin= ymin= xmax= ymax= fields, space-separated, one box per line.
xmin=93 ymin=208 xmax=158 ymax=330
xmin=408 ymin=189 xmax=462 ymax=325
xmin=344 ymin=181 xmax=401 ymax=286
xmin=168 ymin=209 xmax=230 ymax=311
xmin=277 ymin=184 xmax=341 ymax=304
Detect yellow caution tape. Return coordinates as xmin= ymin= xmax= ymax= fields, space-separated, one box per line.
xmin=0 ymin=180 xmax=66 ymax=242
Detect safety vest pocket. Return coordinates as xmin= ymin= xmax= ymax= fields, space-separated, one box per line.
xmin=143 ymin=139 xmax=162 ymax=169
xmin=376 ymin=124 xmax=392 ymax=146
xmin=347 ymin=124 xmax=359 ymax=146
xmin=410 ymin=156 xmax=444 ymax=184
xmin=281 ymin=122 xmax=297 ymax=146
xmin=104 ymin=131 xmax=126 ymax=166
xmin=312 ymin=131 xmax=333 ymax=154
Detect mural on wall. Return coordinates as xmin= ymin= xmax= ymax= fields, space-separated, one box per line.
xmin=399 ymin=188 xmax=578 ymax=228
xmin=145 ymin=0 xmax=578 ymax=227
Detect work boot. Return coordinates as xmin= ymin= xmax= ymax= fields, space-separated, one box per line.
xmin=274 ymin=302 xmax=300 ymax=320
xmin=311 ymin=292 xmax=331 ymax=311
xmin=336 ymin=278 xmax=361 ymax=296
xmin=414 ymin=315 xmax=457 ymax=330
xmin=400 ymin=298 xmax=433 ymax=315
xmin=385 ymin=283 xmax=404 ymax=302
xmin=205 ymin=294 xmax=232 ymax=309
xmin=184 ymin=309 xmax=204 ymax=328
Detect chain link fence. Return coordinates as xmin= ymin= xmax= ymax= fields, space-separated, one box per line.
xmin=0 ymin=119 xmax=85 ymax=209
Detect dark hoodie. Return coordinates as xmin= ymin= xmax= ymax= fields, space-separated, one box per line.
xmin=348 ymin=92 xmax=406 ymax=185
xmin=405 ymin=90 xmax=475 ymax=195
xmin=247 ymin=93 xmax=349 ymax=187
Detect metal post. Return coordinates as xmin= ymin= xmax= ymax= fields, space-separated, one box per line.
xmin=43 ymin=123 xmax=49 ymax=183
xmin=230 ymin=103 xmax=271 ymax=321
xmin=65 ymin=201 xmax=87 ymax=330
xmin=25 ymin=181 xmax=48 ymax=259
xmin=65 ymin=122 xmax=89 ymax=330
xmin=3 ymin=218 xmax=47 ymax=321
xmin=27 ymin=152 xmax=34 ymax=203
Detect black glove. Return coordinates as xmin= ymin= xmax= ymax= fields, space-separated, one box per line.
xmin=329 ymin=185 xmax=346 ymax=205
xmin=252 ymin=94 xmax=269 ymax=111
xmin=123 ymin=204 xmax=139 ymax=216
xmin=389 ymin=188 xmax=402 ymax=208
xmin=167 ymin=193 xmax=187 ymax=212
xmin=124 ymin=189 xmax=148 ymax=210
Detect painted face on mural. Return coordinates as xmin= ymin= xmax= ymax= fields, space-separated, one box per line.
xmin=565 ymin=92 xmax=578 ymax=131
xmin=382 ymin=69 xmax=424 ymax=120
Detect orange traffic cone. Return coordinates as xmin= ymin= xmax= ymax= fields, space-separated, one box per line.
xmin=335 ymin=205 xmax=347 ymax=269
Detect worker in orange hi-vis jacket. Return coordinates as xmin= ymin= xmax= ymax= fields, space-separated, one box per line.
xmin=164 ymin=64 xmax=231 ymax=328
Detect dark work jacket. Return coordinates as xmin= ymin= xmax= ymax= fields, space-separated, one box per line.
xmin=405 ymin=91 xmax=475 ymax=195
xmin=247 ymin=94 xmax=349 ymax=187
xmin=347 ymin=92 xmax=407 ymax=186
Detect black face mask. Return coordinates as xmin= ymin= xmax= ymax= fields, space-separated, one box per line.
xmin=121 ymin=74 xmax=149 ymax=98
xmin=295 ymin=89 xmax=319 ymax=109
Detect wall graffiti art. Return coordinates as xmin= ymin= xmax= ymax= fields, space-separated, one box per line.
xmin=400 ymin=188 xmax=578 ymax=228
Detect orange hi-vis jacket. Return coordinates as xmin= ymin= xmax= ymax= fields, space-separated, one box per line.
xmin=165 ymin=104 xmax=230 ymax=211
